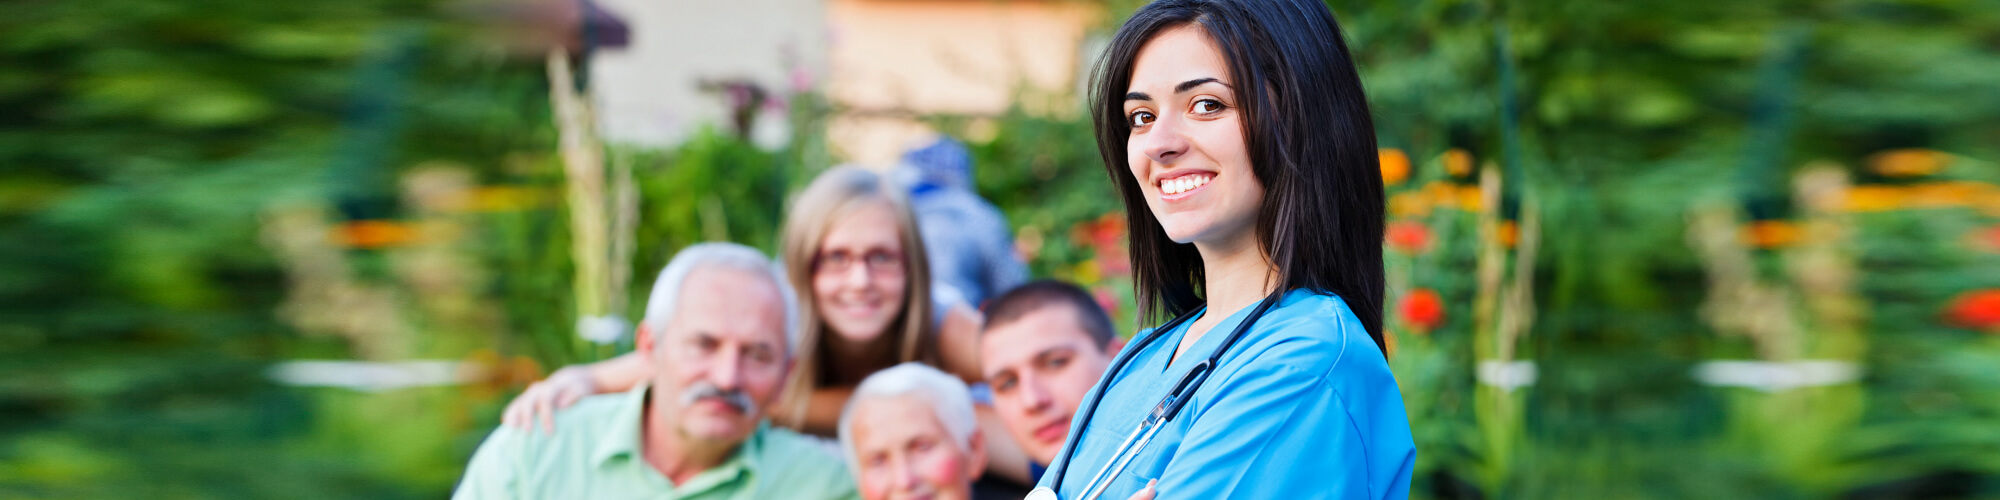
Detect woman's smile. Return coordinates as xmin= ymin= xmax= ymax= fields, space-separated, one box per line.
xmin=827 ymin=292 xmax=888 ymax=320
xmin=1155 ymin=170 xmax=1217 ymax=201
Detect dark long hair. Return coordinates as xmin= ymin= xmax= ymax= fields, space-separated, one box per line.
xmin=1090 ymin=0 xmax=1387 ymax=353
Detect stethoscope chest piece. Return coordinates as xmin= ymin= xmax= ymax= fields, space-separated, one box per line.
xmin=1026 ymin=487 xmax=1061 ymax=500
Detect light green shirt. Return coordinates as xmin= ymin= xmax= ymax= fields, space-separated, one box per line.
xmin=454 ymin=384 xmax=859 ymax=500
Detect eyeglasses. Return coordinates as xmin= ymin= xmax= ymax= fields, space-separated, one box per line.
xmin=815 ymin=248 xmax=905 ymax=276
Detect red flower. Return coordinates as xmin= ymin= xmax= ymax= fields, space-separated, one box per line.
xmin=1386 ymin=221 xmax=1432 ymax=254
xmin=1092 ymin=287 xmax=1123 ymax=321
xmin=1399 ymin=288 xmax=1445 ymax=332
xmin=1946 ymin=289 xmax=2000 ymax=331
xmin=1072 ymin=213 xmax=1130 ymax=275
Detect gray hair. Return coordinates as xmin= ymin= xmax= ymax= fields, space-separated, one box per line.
xmin=642 ymin=242 xmax=801 ymax=355
xmin=837 ymin=362 xmax=977 ymax=471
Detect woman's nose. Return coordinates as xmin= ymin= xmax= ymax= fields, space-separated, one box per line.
xmin=842 ymin=258 xmax=876 ymax=288
xmin=1136 ymin=115 xmax=1188 ymax=164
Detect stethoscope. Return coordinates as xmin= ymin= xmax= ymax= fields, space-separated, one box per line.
xmin=1025 ymin=291 xmax=1285 ymax=500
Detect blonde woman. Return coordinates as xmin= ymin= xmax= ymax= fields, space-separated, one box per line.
xmin=501 ymin=167 xmax=1024 ymax=477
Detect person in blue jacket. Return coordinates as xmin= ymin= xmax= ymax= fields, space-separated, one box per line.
xmin=1031 ymin=0 xmax=1416 ymax=499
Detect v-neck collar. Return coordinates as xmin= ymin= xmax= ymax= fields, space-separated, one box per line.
xmin=1157 ymin=298 xmax=1262 ymax=375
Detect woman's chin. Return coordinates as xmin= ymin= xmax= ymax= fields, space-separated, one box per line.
xmin=1155 ymin=213 xmax=1212 ymax=244
xmin=1157 ymin=223 xmax=1208 ymax=245
xmin=827 ymin=319 xmax=893 ymax=343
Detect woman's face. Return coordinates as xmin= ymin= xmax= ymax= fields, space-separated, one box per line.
xmin=1123 ymin=25 xmax=1263 ymax=248
xmin=812 ymin=200 xmax=910 ymax=344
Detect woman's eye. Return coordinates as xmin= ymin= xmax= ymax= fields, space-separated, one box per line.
xmin=1128 ymin=110 xmax=1155 ymax=127
xmin=864 ymin=251 xmax=895 ymax=267
xmin=1193 ymin=99 xmax=1224 ymax=114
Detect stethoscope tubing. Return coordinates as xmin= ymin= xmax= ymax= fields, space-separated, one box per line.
xmin=1042 ymin=291 xmax=1286 ymax=499
xmin=1081 ymin=416 xmax=1172 ymax=500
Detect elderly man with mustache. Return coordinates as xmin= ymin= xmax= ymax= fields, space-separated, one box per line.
xmin=454 ymin=243 xmax=859 ymax=500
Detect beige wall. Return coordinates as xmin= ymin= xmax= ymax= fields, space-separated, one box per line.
xmin=589 ymin=0 xmax=828 ymax=148
xmin=825 ymin=0 xmax=1097 ymax=165
xmin=586 ymin=0 xmax=1096 ymax=164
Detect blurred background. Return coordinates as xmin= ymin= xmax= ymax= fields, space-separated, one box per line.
xmin=3 ymin=0 xmax=1999 ymax=498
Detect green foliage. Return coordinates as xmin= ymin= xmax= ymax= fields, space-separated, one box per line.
xmin=1 ymin=0 xmax=549 ymax=497
xmin=1333 ymin=0 xmax=2000 ymax=497
xmin=629 ymin=129 xmax=794 ymax=263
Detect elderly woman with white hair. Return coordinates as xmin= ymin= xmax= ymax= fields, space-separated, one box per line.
xmin=838 ymin=362 xmax=988 ymax=500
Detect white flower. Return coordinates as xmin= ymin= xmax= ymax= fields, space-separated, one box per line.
xmin=578 ymin=315 xmax=630 ymax=344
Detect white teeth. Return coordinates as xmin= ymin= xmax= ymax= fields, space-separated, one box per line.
xmin=1168 ymin=176 xmax=1208 ymax=195
xmin=1161 ymin=175 xmax=1212 ymax=195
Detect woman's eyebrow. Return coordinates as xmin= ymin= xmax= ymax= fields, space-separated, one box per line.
xmin=1175 ymin=77 xmax=1224 ymax=93
xmin=1126 ymin=77 xmax=1229 ymax=102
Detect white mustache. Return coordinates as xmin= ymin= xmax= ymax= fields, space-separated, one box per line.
xmin=678 ymin=381 xmax=757 ymax=415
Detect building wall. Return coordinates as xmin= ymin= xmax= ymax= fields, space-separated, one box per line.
xmin=588 ymin=0 xmax=827 ymax=148
xmin=825 ymin=0 xmax=1096 ymax=165
xmin=586 ymin=0 xmax=1095 ymax=165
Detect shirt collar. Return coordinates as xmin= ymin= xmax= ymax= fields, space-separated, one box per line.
xmin=590 ymin=384 xmax=768 ymax=478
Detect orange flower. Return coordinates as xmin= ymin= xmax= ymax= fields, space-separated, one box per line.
xmin=1742 ymin=220 xmax=1802 ymax=249
xmin=332 ymin=220 xmax=419 ymax=248
xmin=1869 ymin=149 xmax=1951 ymax=178
xmin=1379 ymin=148 xmax=1411 ymax=186
xmin=1979 ymin=225 xmax=2000 ymax=253
xmin=1388 ymin=192 xmax=1432 ymax=217
xmin=1458 ymin=185 xmax=1485 ymax=212
xmin=1945 ymin=289 xmax=2000 ymax=331
xmin=1424 ymin=181 xmax=1458 ymax=210
xmin=1443 ymin=149 xmax=1474 ymax=177
xmin=1386 ymin=221 xmax=1432 ymax=254
xmin=1400 ymin=288 xmax=1445 ymax=331
xmin=1844 ymin=185 xmax=1903 ymax=212
xmin=1497 ymin=220 xmax=1519 ymax=248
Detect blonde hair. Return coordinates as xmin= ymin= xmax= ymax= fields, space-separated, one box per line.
xmin=775 ymin=166 xmax=936 ymax=429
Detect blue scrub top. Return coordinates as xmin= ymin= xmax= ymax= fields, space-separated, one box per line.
xmin=1036 ymin=289 xmax=1415 ymax=499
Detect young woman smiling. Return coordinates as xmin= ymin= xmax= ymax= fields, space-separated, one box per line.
xmin=1032 ymin=1 xmax=1415 ymax=499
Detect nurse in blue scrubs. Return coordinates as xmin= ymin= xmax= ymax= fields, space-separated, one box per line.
xmin=1033 ymin=0 xmax=1415 ymax=499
